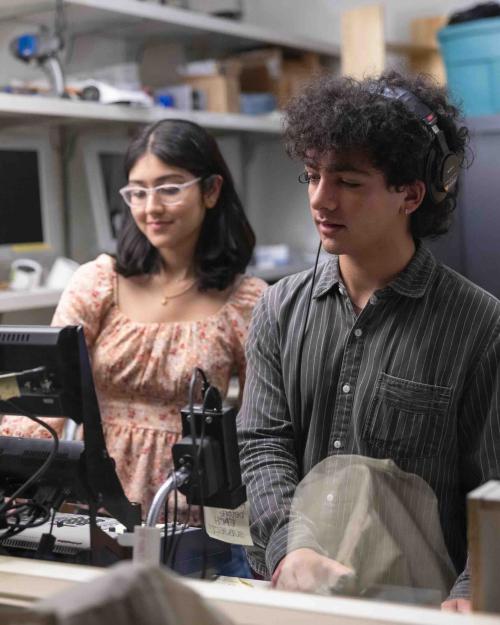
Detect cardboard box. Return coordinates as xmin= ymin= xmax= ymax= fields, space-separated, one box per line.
xmin=222 ymin=48 xmax=322 ymax=108
xmin=184 ymin=75 xmax=240 ymax=113
xmin=468 ymin=480 xmax=500 ymax=613
xmin=276 ymin=53 xmax=322 ymax=107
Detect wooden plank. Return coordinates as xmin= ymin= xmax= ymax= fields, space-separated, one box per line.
xmin=408 ymin=16 xmax=447 ymax=84
xmin=341 ymin=4 xmax=385 ymax=78
xmin=468 ymin=480 xmax=500 ymax=613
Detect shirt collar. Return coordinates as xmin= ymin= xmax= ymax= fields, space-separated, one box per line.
xmin=313 ymin=241 xmax=437 ymax=300
xmin=313 ymin=256 xmax=341 ymax=299
xmin=387 ymin=241 xmax=437 ymax=298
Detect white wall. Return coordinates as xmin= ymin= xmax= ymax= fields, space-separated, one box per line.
xmin=243 ymin=0 xmax=339 ymax=43
xmin=242 ymin=136 xmax=318 ymax=255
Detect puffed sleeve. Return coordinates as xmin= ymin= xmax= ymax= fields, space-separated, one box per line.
xmin=0 ymin=254 xmax=115 ymax=438
xmin=51 ymin=254 xmax=116 ymax=348
xmin=226 ymin=275 xmax=267 ymax=395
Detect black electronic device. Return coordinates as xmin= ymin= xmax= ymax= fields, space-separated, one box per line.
xmin=0 ymin=325 xmax=141 ymax=563
xmin=0 ymin=437 xmax=86 ymax=505
xmin=9 ymin=0 xmax=66 ymax=98
xmin=172 ymin=384 xmax=246 ymax=510
xmin=379 ymin=86 xmax=463 ymax=204
xmin=9 ymin=31 xmax=65 ymax=97
xmin=0 ymin=510 xmax=231 ymax=575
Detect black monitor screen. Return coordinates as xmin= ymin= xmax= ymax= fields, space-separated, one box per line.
xmin=0 ymin=326 xmax=83 ymax=422
xmin=0 ymin=150 xmax=43 ymax=245
xmin=99 ymin=152 xmax=127 ymax=239
xmin=0 ymin=325 xmax=141 ymax=530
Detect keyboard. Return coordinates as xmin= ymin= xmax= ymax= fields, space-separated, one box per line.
xmin=1 ymin=512 xmax=231 ymax=574
xmin=1 ymin=512 xmax=127 ymax=556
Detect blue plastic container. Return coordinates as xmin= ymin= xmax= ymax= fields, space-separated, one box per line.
xmin=239 ymin=93 xmax=276 ymax=115
xmin=438 ymin=16 xmax=500 ymax=116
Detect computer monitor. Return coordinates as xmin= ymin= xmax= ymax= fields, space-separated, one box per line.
xmin=0 ymin=130 xmax=64 ymax=261
xmin=0 ymin=324 xmax=141 ymax=532
xmin=82 ymin=136 xmax=129 ymax=254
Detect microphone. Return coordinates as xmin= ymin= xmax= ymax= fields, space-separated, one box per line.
xmin=0 ymin=366 xmax=47 ymax=401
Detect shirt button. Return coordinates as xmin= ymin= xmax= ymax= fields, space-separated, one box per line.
xmin=354 ymin=328 xmax=363 ymax=338
xmin=333 ymin=439 xmax=342 ymax=449
xmin=326 ymin=493 xmax=334 ymax=503
xmin=342 ymin=384 xmax=350 ymax=393
xmin=369 ymin=295 xmax=378 ymax=305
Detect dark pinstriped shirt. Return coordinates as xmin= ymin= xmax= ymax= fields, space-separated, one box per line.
xmin=237 ymin=242 xmax=500 ymax=593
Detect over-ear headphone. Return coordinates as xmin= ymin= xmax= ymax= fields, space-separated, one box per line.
xmin=379 ymin=86 xmax=462 ymax=204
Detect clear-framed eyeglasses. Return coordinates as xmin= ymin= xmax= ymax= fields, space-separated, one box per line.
xmin=119 ymin=177 xmax=202 ymax=209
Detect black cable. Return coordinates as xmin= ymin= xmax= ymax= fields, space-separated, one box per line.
xmin=294 ymin=240 xmax=323 ymax=462
xmin=168 ymin=477 xmax=179 ymax=566
xmin=188 ymin=369 xmax=200 ymax=473
xmin=168 ymin=502 xmax=191 ymax=572
xmin=187 ymin=367 xmax=209 ymax=496
xmin=48 ymin=505 xmax=58 ymax=535
xmin=296 ymin=240 xmax=323 ymax=368
xmin=161 ymin=469 xmax=179 ymax=566
xmin=170 ymin=367 xmax=210 ymax=575
xmin=0 ymin=502 xmax=51 ymax=542
xmin=197 ymin=384 xmax=216 ymax=580
xmin=0 ymin=400 xmax=60 ymax=518
xmin=162 ymin=475 xmax=171 ymax=565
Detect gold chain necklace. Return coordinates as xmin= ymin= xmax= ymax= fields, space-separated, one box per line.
xmin=161 ymin=280 xmax=197 ymax=306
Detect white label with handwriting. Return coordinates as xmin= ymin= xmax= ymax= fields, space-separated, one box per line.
xmin=133 ymin=525 xmax=161 ymax=565
xmin=203 ymin=502 xmax=253 ymax=545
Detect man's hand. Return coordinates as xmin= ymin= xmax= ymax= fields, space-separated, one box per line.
xmin=272 ymin=548 xmax=355 ymax=594
xmin=441 ymin=598 xmax=471 ymax=613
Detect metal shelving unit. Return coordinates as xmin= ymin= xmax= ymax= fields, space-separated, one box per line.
xmin=0 ymin=0 xmax=339 ymax=56
xmin=0 ymin=92 xmax=282 ymax=133
xmin=0 ymin=288 xmax=63 ymax=314
xmin=0 ymin=1 xmax=338 ymax=133
xmin=0 ymin=1 xmax=338 ymax=313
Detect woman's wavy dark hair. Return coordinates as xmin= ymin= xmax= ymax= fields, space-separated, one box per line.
xmin=283 ymin=70 xmax=471 ymax=238
xmin=115 ymin=119 xmax=256 ymax=290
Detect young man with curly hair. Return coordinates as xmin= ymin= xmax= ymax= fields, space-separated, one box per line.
xmin=237 ymin=71 xmax=500 ymax=612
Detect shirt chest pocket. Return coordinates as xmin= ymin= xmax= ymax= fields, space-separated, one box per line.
xmin=362 ymin=372 xmax=452 ymax=459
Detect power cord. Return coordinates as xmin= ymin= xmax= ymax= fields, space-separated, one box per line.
xmin=0 ymin=399 xmax=60 ymax=533
xmin=293 ymin=240 xmax=322 ymax=462
xmin=168 ymin=367 xmax=211 ymax=577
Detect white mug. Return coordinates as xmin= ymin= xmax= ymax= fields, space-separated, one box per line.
xmin=9 ymin=258 xmax=43 ymax=291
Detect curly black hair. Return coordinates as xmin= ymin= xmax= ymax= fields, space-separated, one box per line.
xmin=283 ymin=70 xmax=470 ymax=238
xmin=115 ymin=119 xmax=255 ymax=290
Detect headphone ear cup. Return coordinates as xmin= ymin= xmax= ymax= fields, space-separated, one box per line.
xmin=440 ymin=152 xmax=461 ymax=193
xmin=425 ymin=147 xmax=447 ymax=204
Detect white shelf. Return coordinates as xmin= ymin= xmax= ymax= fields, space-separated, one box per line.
xmin=0 ymin=92 xmax=282 ymax=133
xmin=0 ymin=0 xmax=339 ymax=131
xmin=0 ymin=287 xmax=62 ymax=313
xmin=0 ymin=0 xmax=339 ymax=57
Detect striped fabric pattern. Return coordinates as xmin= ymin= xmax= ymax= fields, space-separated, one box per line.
xmin=237 ymin=242 xmax=500 ymax=594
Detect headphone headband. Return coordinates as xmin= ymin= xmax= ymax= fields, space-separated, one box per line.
xmin=378 ymin=85 xmax=462 ymax=203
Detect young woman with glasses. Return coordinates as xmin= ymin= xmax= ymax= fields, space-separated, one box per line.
xmin=1 ymin=119 xmax=267 ymax=529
